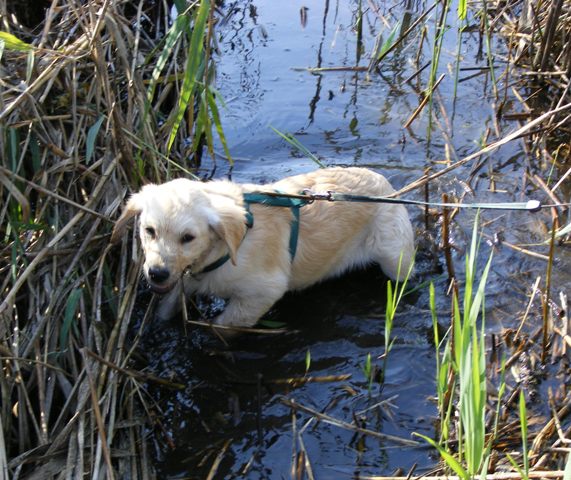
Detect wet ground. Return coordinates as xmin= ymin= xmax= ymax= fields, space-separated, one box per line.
xmin=138 ymin=1 xmax=570 ymax=478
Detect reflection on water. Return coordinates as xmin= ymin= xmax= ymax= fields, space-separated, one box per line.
xmin=144 ymin=1 xmax=570 ymax=477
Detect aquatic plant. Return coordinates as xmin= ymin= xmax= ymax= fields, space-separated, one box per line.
xmin=507 ymin=390 xmax=530 ymax=480
xmin=416 ymin=213 xmax=494 ymax=476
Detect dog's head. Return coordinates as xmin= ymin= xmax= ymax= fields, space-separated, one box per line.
xmin=111 ymin=179 xmax=249 ymax=293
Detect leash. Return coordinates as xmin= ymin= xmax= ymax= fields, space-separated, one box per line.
xmin=196 ymin=188 xmax=560 ymax=275
xmin=246 ymin=190 xmax=554 ymax=213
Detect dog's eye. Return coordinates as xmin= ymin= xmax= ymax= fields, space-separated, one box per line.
xmin=145 ymin=226 xmax=156 ymax=238
xmin=180 ymin=233 xmax=195 ymax=244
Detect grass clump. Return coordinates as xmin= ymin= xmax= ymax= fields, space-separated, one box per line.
xmin=416 ymin=213 xmax=495 ymax=478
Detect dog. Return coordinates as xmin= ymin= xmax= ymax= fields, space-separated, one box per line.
xmin=111 ymin=167 xmax=415 ymax=329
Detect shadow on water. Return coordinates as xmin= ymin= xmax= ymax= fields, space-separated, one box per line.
xmin=135 ymin=0 xmax=570 ymax=478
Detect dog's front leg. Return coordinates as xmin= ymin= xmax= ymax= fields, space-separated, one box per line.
xmin=213 ymin=288 xmax=285 ymax=330
xmin=156 ymin=275 xmax=198 ymax=320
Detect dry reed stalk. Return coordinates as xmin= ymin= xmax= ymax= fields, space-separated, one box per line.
xmin=0 ymin=0 xmax=219 ymax=477
xmin=393 ymin=102 xmax=571 ymax=197
xmin=280 ymin=397 xmax=420 ymax=446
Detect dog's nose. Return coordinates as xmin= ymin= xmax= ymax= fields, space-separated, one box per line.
xmin=148 ymin=267 xmax=170 ymax=284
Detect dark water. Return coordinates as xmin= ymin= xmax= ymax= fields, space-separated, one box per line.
xmin=140 ymin=1 xmax=570 ymax=478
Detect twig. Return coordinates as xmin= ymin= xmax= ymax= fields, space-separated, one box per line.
xmin=393 ymin=103 xmax=571 ymax=197
xmin=280 ymin=397 xmax=419 ymax=447
xmin=83 ymin=348 xmax=185 ymax=390
xmin=0 ymin=165 xmax=113 ymax=222
xmin=403 ymin=74 xmax=446 ymax=129
xmin=206 ymin=439 xmax=232 ymax=480
xmin=186 ymin=319 xmax=289 ymax=335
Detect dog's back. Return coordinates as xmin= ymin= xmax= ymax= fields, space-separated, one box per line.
xmin=268 ymin=167 xmax=414 ymax=288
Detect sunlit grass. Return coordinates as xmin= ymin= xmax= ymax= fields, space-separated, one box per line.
xmin=416 ymin=213 xmax=496 ymax=476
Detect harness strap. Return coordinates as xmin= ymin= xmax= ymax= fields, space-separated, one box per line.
xmin=243 ymin=191 xmax=309 ymax=259
xmin=197 ymin=191 xmax=307 ymax=274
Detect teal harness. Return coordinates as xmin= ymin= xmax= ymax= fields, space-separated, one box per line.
xmin=199 ymin=191 xmax=310 ymax=274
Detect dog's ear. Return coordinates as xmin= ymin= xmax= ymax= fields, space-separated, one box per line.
xmin=208 ymin=197 xmax=248 ymax=265
xmin=111 ymin=193 xmax=143 ymax=244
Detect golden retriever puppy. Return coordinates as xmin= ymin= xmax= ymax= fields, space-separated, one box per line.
xmin=111 ymin=167 xmax=414 ymax=329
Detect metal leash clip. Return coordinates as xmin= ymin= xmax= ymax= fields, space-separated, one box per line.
xmin=302 ymin=189 xmax=334 ymax=201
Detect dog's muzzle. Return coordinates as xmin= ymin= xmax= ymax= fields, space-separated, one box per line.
xmin=147 ymin=266 xmax=175 ymax=294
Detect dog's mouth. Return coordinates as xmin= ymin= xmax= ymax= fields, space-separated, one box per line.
xmin=144 ymin=276 xmax=177 ymax=295
xmin=147 ymin=282 xmax=174 ymax=294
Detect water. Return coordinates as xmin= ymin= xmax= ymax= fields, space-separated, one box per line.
xmin=139 ymin=1 xmax=570 ymax=477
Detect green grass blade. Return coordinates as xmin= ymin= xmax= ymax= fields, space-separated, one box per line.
xmin=457 ymin=0 xmax=467 ymax=21
xmin=0 ymin=32 xmax=33 ymax=51
xmin=269 ymin=126 xmax=325 ymax=168
xmin=468 ymin=251 xmax=493 ymax=331
xmin=147 ymin=14 xmax=187 ymax=104
xmin=414 ymin=433 xmax=469 ymax=480
xmin=506 ymin=453 xmax=527 ymax=480
xmin=86 ymin=115 xmax=105 ymax=163
xmin=519 ymin=389 xmax=529 ymax=479
xmin=206 ymin=87 xmax=233 ymax=164
xmin=168 ymin=0 xmax=210 ymax=151
xmin=60 ymin=288 xmax=82 ymax=351
xmin=379 ymin=22 xmax=400 ymax=59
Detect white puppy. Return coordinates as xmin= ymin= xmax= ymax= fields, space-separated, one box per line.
xmin=111 ymin=167 xmax=414 ymax=329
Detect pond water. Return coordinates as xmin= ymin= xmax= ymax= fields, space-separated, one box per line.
xmin=139 ymin=0 xmax=570 ymax=478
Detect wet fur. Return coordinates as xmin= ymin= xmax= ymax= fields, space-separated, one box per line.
xmin=111 ymin=167 xmax=415 ymax=329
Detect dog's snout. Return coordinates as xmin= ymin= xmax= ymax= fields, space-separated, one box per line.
xmin=148 ymin=266 xmax=170 ymax=284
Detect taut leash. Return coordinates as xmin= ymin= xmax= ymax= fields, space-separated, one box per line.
xmin=246 ymin=190 xmax=557 ymax=213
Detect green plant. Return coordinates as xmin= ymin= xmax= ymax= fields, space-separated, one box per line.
xmin=270 ymin=126 xmax=325 ymax=168
xmin=506 ymin=390 xmax=530 ymax=480
xmin=425 ymin=0 xmax=452 ymax=142
xmin=145 ymin=0 xmax=232 ymax=167
xmin=429 ymin=282 xmax=454 ymax=443
xmin=454 ymin=214 xmax=493 ymax=474
xmin=416 ymin=212 xmax=494 ymax=476
xmin=382 ymin=254 xmax=415 ymax=383
xmin=362 ymin=352 xmax=375 ymax=393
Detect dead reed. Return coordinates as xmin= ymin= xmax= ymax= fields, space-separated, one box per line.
xmin=0 ymin=0 xmax=222 ymax=477
xmin=493 ymin=0 xmax=571 ymax=154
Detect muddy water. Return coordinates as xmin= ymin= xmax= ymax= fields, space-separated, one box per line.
xmin=140 ymin=1 xmax=570 ymax=478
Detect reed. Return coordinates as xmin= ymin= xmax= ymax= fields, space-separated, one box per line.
xmin=0 ymin=1 xmax=229 ymax=477
xmin=416 ymin=213 xmax=494 ymax=476
xmin=506 ymin=390 xmax=530 ymax=480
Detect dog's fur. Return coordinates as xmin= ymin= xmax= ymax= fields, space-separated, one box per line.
xmin=111 ymin=167 xmax=415 ymax=328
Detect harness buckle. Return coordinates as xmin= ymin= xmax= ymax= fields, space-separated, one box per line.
xmin=302 ymin=189 xmax=334 ymax=201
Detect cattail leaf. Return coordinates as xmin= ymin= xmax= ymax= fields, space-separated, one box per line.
xmin=168 ymin=0 xmax=210 ymax=151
